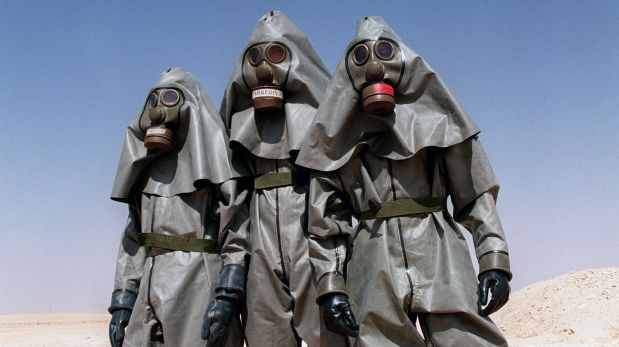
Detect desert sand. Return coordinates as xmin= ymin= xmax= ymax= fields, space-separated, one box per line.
xmin=492 ymin=267 xmax=619 ymax=346
xmin=1 ymin=268 xmax=617 ymax=346
xmin=0 ymin=312 xmax=108 ymax=346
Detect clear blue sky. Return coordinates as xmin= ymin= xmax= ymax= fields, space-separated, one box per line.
xmin=0 ymin=1 xmax=617 ymax=314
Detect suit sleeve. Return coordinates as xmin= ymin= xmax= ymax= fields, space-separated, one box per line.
xmin=113 ymin=202 xmax=147 ymax=293
xmin=442 ymin=136 xmax=512 ymax=279
xmin=216 ymin=177 xmax=251 ymax=268
xmin=307 ymin=170 xmax=353 ymax=302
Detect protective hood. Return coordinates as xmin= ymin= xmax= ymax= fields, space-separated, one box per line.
xmin=111 ymin=68 xmax=239 ymax=203
xmin=220 ymin=10 xmax=330 ymax=160
xmin=296 ymin=16 xmax=480 ymax=171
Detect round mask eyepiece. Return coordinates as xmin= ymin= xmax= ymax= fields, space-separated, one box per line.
xmin=161 ymin=89 xmax=180 ymax=107
xmin=375 ymin=40 xmax=396 ymax=61
xmin=352 ymin=44 xmax=369 ymax=66
xmin=248 ymin=46 xmax=262 ymax=66
xmin=266 ymin=43 xmax=286 ymax=64
xmin=148 ymin=92 xmax=158 ymax=108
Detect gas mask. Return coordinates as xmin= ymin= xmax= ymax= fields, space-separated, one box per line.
xmin=345 ymin=38 xmax=403 ymax=115
xmin=138 ymin=88 xmax=187 ymax=153
xmin=241 ymin=41 xmax=292 ymax=113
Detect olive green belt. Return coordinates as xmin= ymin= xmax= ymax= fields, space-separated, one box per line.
xmin=254 ymin=171 xmax=309 ymax=190
xmin=356 ymin=198 xmax=447 ymax=220
xmin=138 ymin=233 xmax=218 ymax=257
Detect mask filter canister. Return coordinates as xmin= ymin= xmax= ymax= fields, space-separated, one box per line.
xmin=252 ymin=86 xmax=283 ymax=112
xmin=361 ymin=83 xmax=395 ymax=114
xmin=144 ymin=127 xmax=174 ymax=153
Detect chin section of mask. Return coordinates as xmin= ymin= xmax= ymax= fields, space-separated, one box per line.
xmin=361 ymin=83 xmax=395 ymax=114
xmin=252 ymin=86 xmax=283 ymax=112
xmin=144 ymin=126 xmax=174 ymax=153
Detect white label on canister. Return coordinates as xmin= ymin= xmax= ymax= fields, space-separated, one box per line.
xmin=252 ymin=88 xmax=283 ymax=99
xmin=146 ymin=128 xmax=167 ymax=136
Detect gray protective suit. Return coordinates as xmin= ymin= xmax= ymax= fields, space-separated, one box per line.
xmin=220 ymin=11 xmax=346 ymax=347
xmin=111 ymin=68 xmax=247 ymax=347
xmin=296 ymin=17 xmax=511 ymax=346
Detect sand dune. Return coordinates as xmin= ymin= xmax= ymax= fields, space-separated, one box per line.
xmin=1 ymin=268 xmax=617 ymax=346
xmin=492 ymin=267 xmax=619 ymax=346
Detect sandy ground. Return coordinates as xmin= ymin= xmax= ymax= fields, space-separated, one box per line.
xmin=1 ymin=268 xmax=617 ymax=346
xmin=0 ymin=312 xmax=108 ymax=347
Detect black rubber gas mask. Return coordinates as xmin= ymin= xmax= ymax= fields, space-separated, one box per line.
xmin=138 ymin=88 xmax=187 ymax=153
xmin=241 ymin=42 xmax=292 ymax=113
xmin=346 ymin=38 xmax=403 ymax=115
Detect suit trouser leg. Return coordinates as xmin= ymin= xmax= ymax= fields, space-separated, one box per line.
xmin=417 ymin=312 xmax=508 ymax=347
xmin=244 ymin=251 xmax=300 ymax=347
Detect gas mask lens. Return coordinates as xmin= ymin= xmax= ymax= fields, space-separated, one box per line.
xmin=161 ymin=89 xmax=180 ymax=107
xmin=375 ymin=40 xmax=395 ymax=60
xmin=148 ymin=93 xmax=158 ymax=108
xmin=147 ymin=89 xmax=180 ymax=108
xmin=266 ymin=43 xmax=286 ymax=64
xmin=247 ymin=43 xmax=287 ymax=66
xmin=248 ymin=46 xmax=262 ymax=66
xmin=352 ymin=44 xmax=369 ymax=66
xmin=148 ymin=92 xmax=164 ymax=122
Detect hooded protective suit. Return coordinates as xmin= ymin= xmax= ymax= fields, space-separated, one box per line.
xmin=109 ymin=68 xmax=248 ymax=347
xmin=219 ymin=11 xmax=346 ymax=347
xmin=296 ymin=17 xmax=511 ymax=346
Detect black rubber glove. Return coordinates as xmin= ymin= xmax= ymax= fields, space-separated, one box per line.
xmin=202 ymin=264 xmax=245 ymax=347
xmin=478 ymin=270 xmax=510 ymax=316
xmin=108 ymin=290 xmax=137 ymax=347
xmin=109 ymin=309 xmax=131 ymax=347
xmin=319 ymin=293 xmax=359 ymax=337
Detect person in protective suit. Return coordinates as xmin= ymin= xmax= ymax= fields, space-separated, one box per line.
xmin=296 ymin=17 xmax=511 ymax=346
xmin=107 ymin=68 xmax=248 ymax=347
xmin=205 ymin=10 xmax=346 ymax=347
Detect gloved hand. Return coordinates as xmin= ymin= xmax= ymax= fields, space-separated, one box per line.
xmin=109 ymin=309 xmax=131 ymax=347
xmin=478 ymin=270 xmax=510 ymax=316
xmin=202 ymin=264 xmax=246 ymax=347
xmin=108 ymin=290 xmax=137 ymax=347
xmin=319 ymin=293 xmax=359 ymax=337
xmin=202 ymin=291 xmax=239 ymax=347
